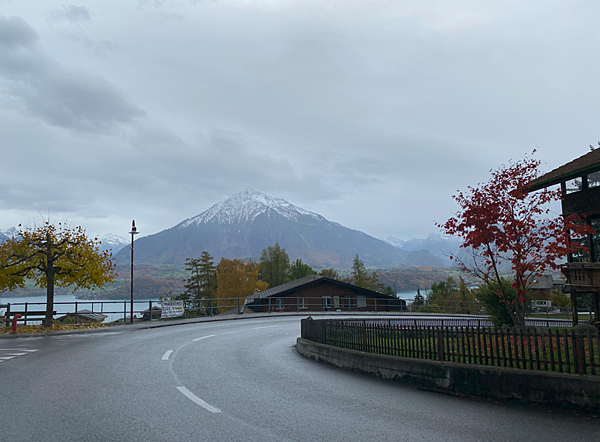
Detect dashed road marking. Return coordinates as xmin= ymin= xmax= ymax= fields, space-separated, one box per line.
xmin=0 ymin=348 xmax=38 ymax=363
xmin=162 ymin=350 xmax=174 ymax=360
xmin=176 ymin=386 xmax=221 ymax=413
xmin=193 ymin=334 xmax=216 ymax=342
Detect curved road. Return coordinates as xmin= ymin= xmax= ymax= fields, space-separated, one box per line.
xmin=1 ymin=316 xmax=598 ymax=441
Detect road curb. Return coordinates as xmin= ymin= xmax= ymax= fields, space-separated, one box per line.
xmin=0 ymin=311 xmax=497 ymax=339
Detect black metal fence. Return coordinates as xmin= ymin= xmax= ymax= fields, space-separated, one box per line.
xmin=301 ymin=318 xmax=600 ymax=376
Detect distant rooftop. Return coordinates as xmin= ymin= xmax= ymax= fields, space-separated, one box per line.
xmin=248 ymin=275 xmax=324 ymax=301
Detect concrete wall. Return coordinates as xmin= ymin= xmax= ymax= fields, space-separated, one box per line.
xmin=296 ymin=337 xmax=600 ymax=411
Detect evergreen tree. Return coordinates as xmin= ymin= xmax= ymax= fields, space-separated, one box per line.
xmin=258 ymin=243 xmax=290 ymax=287
xmin=289 ymin=259 xmax=317 ymax=280
xmin=351 ymin=254 xmax=383 ymax=292
xmin=319 ymin=268 xmax=340 ymax=280
xmin=181 ymin=252 xmax=217 ymax=310
xmin=411 ymin=288 xmax=425 ymax=312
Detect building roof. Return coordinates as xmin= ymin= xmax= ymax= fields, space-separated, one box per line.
xmin=527 ymin=274 xmax=565 ymax=290
xmin=245 ymin=274 xmax=397 ymax=304
xmin=526 ymin=149 xmax=600 ymax=192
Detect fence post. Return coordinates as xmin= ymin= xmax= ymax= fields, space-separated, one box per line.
xmin=374 ymin=299 xmax=377 ymax=312
xmin=297 ymin=297 xmax=300 ymax=312
xmin=209 ymin=299 xmax=213 ymax=317
xmin=268 ymin=297 xmax=272 ymax=313
xmin=574 ymin=332 xmax=584 ymax=375
xmin=438 ymin=328 xmax=445 ymax=362
xmin=362 ymin=321 xmax=367 ymax=352
xmin=426 ymin=300 xmax=429 ymax=313
xmin=149 ymin=300 xmax=152 ymax=320
xmin=75 ymin=301 xmax=78 ymax=324
xmin=123 ymin=301 xmax=126 ymax=322
xmin=237 ymin=297 xmax=241 ymax=314
xmin=24 ymin=302 xmax=28 ymax=326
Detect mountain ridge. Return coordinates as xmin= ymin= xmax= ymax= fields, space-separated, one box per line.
xmin=114 ymin=189 xmax=411 ymax=268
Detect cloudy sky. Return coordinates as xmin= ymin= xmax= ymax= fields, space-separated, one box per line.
xmin=1 ymin=1 xmax=598 ymax=242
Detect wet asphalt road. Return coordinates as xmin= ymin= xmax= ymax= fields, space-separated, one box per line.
xmin=0 ymin=316 xmax=598 ymax=442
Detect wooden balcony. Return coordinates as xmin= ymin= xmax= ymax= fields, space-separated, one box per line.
xmin=562 ymin=262 xmax=600 ymax=291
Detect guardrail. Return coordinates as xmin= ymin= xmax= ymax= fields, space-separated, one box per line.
xmin=301 ymin=318 xmax=599 ymax=376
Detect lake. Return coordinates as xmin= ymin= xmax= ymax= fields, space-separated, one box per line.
xmin=0 ymin=294 xmax=161 ymax=323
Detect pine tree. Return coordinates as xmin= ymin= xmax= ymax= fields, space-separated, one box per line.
xmin=351 ymin=255 xmax=383 ymax=292
xmin=182 ymin=251 xmax=217 ymax=308
xmin=289 ymin=259 xmax=316 ymax=280
xmin=318 ymin=268 xmax=340 ymax=280
xmin=258 ymin=243 xmax=290 ymax=287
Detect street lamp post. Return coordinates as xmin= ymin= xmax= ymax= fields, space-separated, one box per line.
xmin=129 ymin=220 xmax=139 ymax=324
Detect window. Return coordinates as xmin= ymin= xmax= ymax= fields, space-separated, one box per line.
xmin=299 ymin=298 xmax=307 ymax=309
xmin=344 ymin=295 xmax=352 ymax=309
xmin=357 ymin=295 xmax=366 ymax=308
xmin=565 ymin=177 xmax=583 ymax=194
xmin=322 ymin=296 xmax=331 ymax=309
xmin=333 ymin=296 xmax=340 ymax=309
xmin=276 ymin=298 xmax=284 ymax=309
xmin=588 ymin=171 xmax=600 ymax=189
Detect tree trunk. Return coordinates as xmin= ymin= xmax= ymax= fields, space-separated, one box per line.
xmin=43 ymin=274 xmax=54 ymax=328
xmin=43 ymin=254 xmax=55 ymax=329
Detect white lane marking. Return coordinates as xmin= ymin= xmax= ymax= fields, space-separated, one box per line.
xmin=0 ymin=356 xmax=16 ymax=360
xmin=162 ymin=350 xmax=174 ymax=361
xmin=250 ymin=325 xmax=279 ymax=330
xmin=0 ymin=348 xmax=37 ymax=351
xmin=176 ymin=386 xmax=221 ymax=413
xmin=4 ymin=353 xmax=27 ymax=356
xmin=193 ymin=334 xmax=216 ymax=342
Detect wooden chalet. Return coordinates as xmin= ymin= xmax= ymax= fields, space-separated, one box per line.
xmin=526 ymin=149 xmax=600 ymax=326
xmin=244 ymin=275 xmax=405 ymax=313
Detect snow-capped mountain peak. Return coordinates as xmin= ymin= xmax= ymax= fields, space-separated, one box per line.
xmin=180 ymin=188 xmax=324 ymax=227
xmin=0 ymin=227 xmax=19 ymax=238
xmin=98 ymin=233 xmax=128 ymax=253
xmin=100 ymin=233 xmax=128 ymax=246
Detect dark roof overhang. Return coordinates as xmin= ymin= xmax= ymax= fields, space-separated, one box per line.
xmin=525 ymin=149 xmax=600 ymax=192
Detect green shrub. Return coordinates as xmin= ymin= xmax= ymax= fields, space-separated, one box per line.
xmin=474 ymin=279 xmax=515 ymax=327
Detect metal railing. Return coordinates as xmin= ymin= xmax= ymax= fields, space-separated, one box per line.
xmin=244 ymin=296 xmax=406 ymax=313
xmin=1 ymin=300 xmax=167 ymax=325
xmin=301 ymin=318 xmax=599 ymax=376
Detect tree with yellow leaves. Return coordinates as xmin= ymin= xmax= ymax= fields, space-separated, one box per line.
xmin=0 ymin=223 xmax=116 ymax=328
xmin=216 ymin=258 xmax=268 ymax=306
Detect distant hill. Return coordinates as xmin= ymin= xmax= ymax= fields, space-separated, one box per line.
xmin=114 ymin=188 xmax=411 ymax=269
xmin=405 ymin=249 xmax=445 ymax=267
xmin=386 ymin=233 xmax=462 ymax=266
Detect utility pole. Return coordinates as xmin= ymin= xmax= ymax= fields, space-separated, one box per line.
xmin=129 ymin=220 xmax=139 ymax=324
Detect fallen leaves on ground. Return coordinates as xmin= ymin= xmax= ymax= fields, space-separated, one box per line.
xmin=0 ymin=322 xmax=114 ymax=334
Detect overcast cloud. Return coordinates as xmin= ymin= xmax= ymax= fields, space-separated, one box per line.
xmin=0 ymin=1 xmax=598 ymax=242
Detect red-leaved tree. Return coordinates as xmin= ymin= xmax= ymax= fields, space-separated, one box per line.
xmin=438 ymin=153 xmax=591 ymax=329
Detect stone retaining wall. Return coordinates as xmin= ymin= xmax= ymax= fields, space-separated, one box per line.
xmin=296 ymin=337 xmax=600 ymax=411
